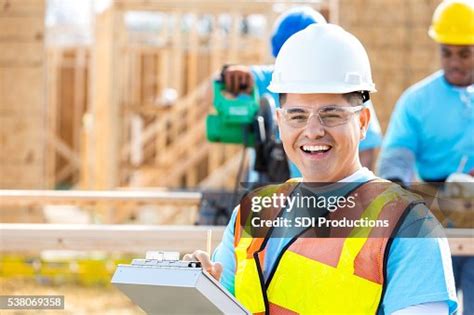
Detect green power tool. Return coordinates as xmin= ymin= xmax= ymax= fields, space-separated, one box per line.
xmin=206 ymin=77 xmax=290 ymax=184
xmin=206 ymin=80 xmax=262 ymax=147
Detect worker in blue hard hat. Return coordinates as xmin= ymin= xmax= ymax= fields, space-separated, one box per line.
xmin=271 ymin=6 xmax=327 ymax=58
xmin=223 ymin=6 xmax=383 ymax=182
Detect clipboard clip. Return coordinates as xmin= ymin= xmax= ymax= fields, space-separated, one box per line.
xmin=131 ymin=251 xmax=202 ymax=268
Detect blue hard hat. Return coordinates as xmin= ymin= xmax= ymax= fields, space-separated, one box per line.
xmin=270 ymin=6 xmax=327 ymax=58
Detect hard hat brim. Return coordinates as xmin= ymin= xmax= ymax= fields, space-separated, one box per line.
xmin=268 ymin=82 xmax=377 ymax=94
xmin=428 ymin=28 xmax=474 ymax=45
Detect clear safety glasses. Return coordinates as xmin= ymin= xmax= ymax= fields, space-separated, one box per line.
xmin=278 ymin=105 xmax=364 ymax=128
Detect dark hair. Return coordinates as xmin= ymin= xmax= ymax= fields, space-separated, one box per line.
xmin=342 ymin=92 xmax=364 ymax=106
xmin=279 ymin=93 xmax=287 ymax=105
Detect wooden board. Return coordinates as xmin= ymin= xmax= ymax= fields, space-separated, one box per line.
xmin=0 ymin=0 xmax=46 ymax=190
xmin=0 ymin=224 xmax=225 ymax=253
xmin=0 ymin=0 xmax=45 ymax=16
xmin=0 ymin=224 xmax=472 ymax=255
xmin=0 ymin=66 xmax=44 ymax=114
xmin=114 ymin=0 xmax=330 ymax=14
xmin=0 ymin=16 xmax=44 ymax=41
xmin=0 ymin=115 xmax=44 ymax=163
xmin=87 ymin=8 xmax=122 ymax=189
xmin=0 ymin=42 xmax=43 ymax=65
xmin=0 ymin=163 xmax=45 ymax=189
xmin=0 ymin=41 xmax=44 ymax=66
xmin=0 ymin=189 xmax=202 ymax=206
xmin=0 ymin=206 xmax=45 ymax=223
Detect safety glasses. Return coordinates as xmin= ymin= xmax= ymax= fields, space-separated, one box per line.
xmin=278 ymin=105 xmax=364 ymax=128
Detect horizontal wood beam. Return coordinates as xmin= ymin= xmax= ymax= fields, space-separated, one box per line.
xmin=0 ymin=190 xmax=202 ymax=206
xmin=113 ymin=0 xmax=328 ymax=13
xmin=449 ymin=238 xmax=474 ymax=256
xmin=0 ymin=224 xmax=224 ymax=253
xmin=0 ymin=224 xmax=472 ymax=255
xmin=445 ymin=229 xmax=474 ymax=255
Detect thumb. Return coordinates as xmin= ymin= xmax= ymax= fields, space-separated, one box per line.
xmin=211 ymin=261 xmax=223 ymax=281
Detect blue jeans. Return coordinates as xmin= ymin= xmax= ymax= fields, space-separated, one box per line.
xmin=452 ymin=256 xmax=474 ymax=315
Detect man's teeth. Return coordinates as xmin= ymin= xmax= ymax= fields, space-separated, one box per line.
xmin=302 ymin=145 xmax=331 ymax=153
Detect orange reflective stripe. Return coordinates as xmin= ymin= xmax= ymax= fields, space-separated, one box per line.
xmin=247 ymin=238 xmax=264 ymax=259
xmin=353 ymin=237 xmax=385 ymax=284
xmin=234 ymin=208 xmax=241 ymax=247
xmin=268 ymin=302 xmax=298 ymax=314
xmin=288 ymin=238 xmax=344 ymax=268
xmin=353 ymin=188 xmax=417 ymax=284
xmin=337 ymin=186 xmax=397 ymax=273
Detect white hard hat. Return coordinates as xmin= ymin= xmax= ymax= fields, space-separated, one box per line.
xmin=268 ymin=24 xmax=376 ymax=95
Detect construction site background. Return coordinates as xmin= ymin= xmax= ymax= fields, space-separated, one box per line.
xmin=1 ymin=0 xmax=441 ymax=192
xmin=0 ymin=1 xmax=463 ymax=314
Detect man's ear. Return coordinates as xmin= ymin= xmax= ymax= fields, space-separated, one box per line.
xmin=275 ymin=108 xmax=283 ymax=126
xmin=359 ymin=107 xmax=370 ymax=140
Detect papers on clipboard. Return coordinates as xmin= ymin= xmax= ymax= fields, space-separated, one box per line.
xmin=111 ymin=253 xmax=250 ymax=315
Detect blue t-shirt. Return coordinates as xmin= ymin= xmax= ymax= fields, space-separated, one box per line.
xmin=212 ymin=169 xmax=458 ymax=314
xmin=380 ymin=70 xmax=474 ymax=181
xmin=251 ymin=65 xmax=383 ymax=178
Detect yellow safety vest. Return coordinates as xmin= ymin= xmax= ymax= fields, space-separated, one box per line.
xmin=234 ymin=179 xmax=421 ymax=315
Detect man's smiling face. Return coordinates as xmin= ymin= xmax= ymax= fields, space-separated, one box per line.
xmin=440 ymin=44 xmax=474 ymax=87
xmin=276 ymin=93 xmax=370 ymax=182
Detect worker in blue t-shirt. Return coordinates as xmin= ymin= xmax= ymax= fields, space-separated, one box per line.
xmin=378 ymin=1 xmax=473 ymax=313
xmin=186 ymin=23 xmax=458 ymax=314
xmin=222 ymin=6 xmax=383 ymax=180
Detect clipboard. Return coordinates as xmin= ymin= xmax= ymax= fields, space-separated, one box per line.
xmin=111 ymin=257 xmax=250 ymax=315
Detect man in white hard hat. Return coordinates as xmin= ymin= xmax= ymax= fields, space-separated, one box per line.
xmin=378 ymin=1 xmax=474 ymax=313
xmin=185 ymin=24 xmax=457 ymax=314
xmin=222 ymin=6 xmax=383 ymax=183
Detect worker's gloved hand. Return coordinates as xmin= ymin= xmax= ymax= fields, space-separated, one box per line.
xmin=222 ymin=65 xmax=254 ymax=95
xmin=182 ymin=250 xmax=223 ymax=281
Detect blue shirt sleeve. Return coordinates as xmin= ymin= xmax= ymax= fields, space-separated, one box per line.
xmin=250 ymin=65 xmax=279 ymax=107
xmin=378 ymin=91 xmax=421 ymax=182
xmin=382 ymin=91 xmax=421 ymax=155
xmin=380 ymin=204 xmax=458 ymax=314
xmin=211 ymin=208 xmax=238 ymax=295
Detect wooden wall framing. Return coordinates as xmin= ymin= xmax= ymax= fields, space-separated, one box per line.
xmin=0 ymin=0 xmax=47 ymax=189
xmin=1 ymin=1 xmax=333 ymax=190
xmin=78 ymin=0 xmax=332 ymax=190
